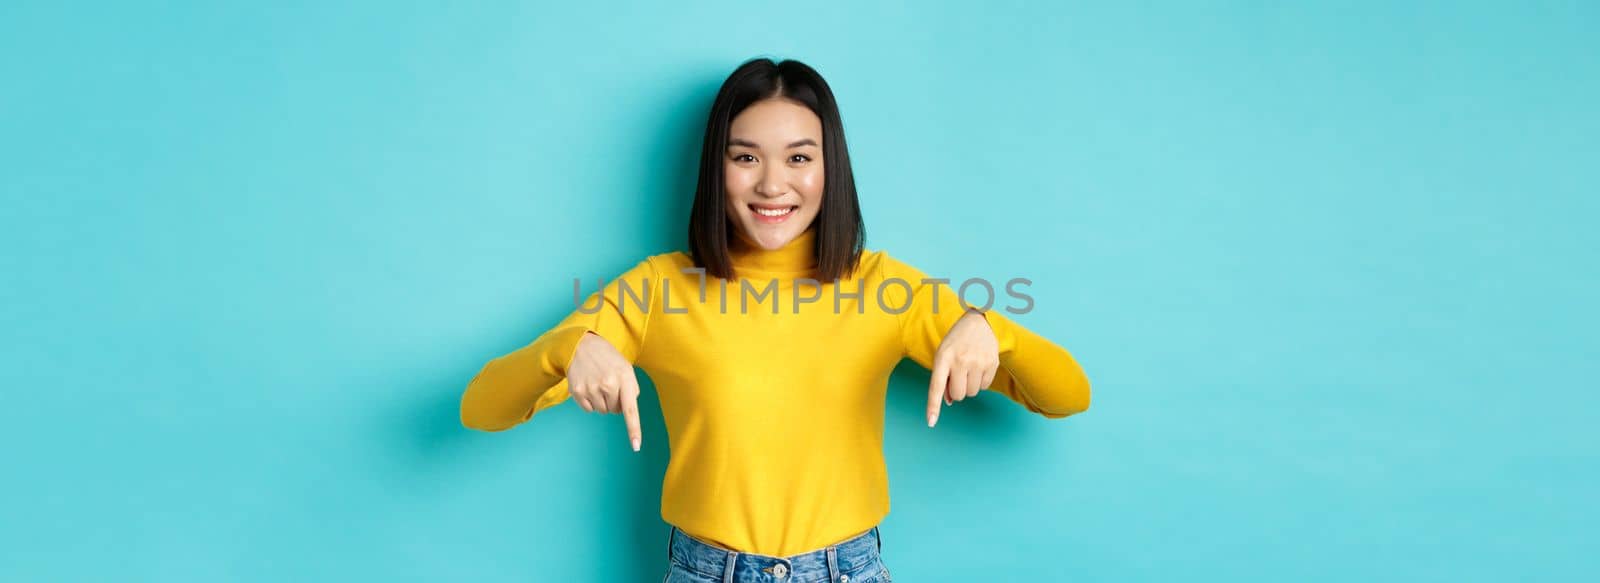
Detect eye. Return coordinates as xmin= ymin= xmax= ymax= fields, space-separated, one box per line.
xmin=789 ymin=154 xmax=812 ymax=164
xmin=732 ymin=153 xmax=756 ymax=163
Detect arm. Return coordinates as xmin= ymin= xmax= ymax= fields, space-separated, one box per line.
xmin=884 ymin=255 xmax=1091 ymax=419
xmin=460 ymin=258 xmax=656 ymax=431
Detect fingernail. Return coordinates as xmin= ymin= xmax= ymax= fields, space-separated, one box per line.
xmin=632 ymin=438 xmax=641 ymax=452
xmin=927 ymin=414 xmax=936 ymax=427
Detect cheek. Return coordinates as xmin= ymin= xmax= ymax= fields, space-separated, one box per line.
xmin=724 ymin=163 xmax=756 ymax=194
xmin=799 ymin=167 xmax=824 ymax=199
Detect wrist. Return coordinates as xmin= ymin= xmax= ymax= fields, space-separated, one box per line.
xmin=963 ymin=306 xmax=996 ymax=334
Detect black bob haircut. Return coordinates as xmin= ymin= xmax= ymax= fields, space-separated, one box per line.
xmin=687 ymin=58 xmax=866 ymax=283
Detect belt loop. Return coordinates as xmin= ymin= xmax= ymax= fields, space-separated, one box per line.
xmin=874 ymin=526 xmax=882 ymax=553
xmin=722 ymin=549 xmax=737 ymax=583
xmin=667 ymin=527 xmax=675 ymax=561
xmin=826 ymin=545 xmax=840 ymax=582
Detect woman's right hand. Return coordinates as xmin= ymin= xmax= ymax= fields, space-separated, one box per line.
xmin=566 ymin=331 xmax=643 ymax=452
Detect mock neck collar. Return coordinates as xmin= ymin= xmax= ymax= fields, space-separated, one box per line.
xmin=729 ymin=226 xmax=818 ymax=274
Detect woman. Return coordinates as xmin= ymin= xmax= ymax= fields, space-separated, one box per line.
xmin=461 ymin=57 xmax=1091 ymax=582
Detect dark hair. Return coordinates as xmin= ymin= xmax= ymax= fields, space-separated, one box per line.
xmin=687 ymin=57 xmax=866 ymax=283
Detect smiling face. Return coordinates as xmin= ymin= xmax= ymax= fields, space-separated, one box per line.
xmin=723 ymin=98 xmax=826 ymax=250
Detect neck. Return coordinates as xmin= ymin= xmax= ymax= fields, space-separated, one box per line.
xmin=729 ymin=226 xmax=818 ymax=274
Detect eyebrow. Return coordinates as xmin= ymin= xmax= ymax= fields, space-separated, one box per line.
xmin=727 ymin=138 xmax=819 ymax=149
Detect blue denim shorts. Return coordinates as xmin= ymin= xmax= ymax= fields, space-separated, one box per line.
xmin=663 ymin=525 xmax=893 ymax=583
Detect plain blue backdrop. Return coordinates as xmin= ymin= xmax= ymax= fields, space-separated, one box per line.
xmin=2 ymin=1 xmax=1595 ymax=581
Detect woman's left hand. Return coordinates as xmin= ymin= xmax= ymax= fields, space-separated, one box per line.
xmin=927 ymin=308 xmax=1000 ymax=427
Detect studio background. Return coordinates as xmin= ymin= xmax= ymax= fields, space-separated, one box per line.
xmin=2 ymin=1 xmax=1595 ymax=581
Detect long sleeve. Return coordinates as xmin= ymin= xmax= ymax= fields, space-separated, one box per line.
xmin=460 ymin=257 xmax=657 ymax=431
xmin=882 ymin=254 xmax=1091 ymax=419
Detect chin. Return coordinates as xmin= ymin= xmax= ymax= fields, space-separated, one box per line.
xmin=739 ymin=225 xmax=801 ymax=249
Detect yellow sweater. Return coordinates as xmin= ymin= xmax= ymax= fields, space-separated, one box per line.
xmin=460 ymin=228 xmax=1091 ymax=556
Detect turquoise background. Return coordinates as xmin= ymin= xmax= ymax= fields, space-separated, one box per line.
xmin=2 ymin=1 xmax=1596 ymax=581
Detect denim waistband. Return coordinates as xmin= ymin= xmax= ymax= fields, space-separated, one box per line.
xmin=667 ymin=525 xmax=884 ymax=583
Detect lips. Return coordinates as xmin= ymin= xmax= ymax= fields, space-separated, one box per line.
xmin=748 ymin=203 xmax=799 ymax=223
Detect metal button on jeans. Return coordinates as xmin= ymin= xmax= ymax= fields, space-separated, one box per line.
xmin=771 ymin=563 xmax=787 ymax=578
xmin=840 ymin=575 xmax=850 ymax=582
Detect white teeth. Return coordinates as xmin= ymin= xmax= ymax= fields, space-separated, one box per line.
xmin=754 ymin=206 xmax=795 ymax=217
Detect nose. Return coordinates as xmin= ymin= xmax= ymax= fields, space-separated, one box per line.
xmin=756 ymin=164 xmax=787 ymax=198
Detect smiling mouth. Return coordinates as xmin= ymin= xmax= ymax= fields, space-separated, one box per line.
xmin=750 ymin=204 xmax=799 ymax=217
